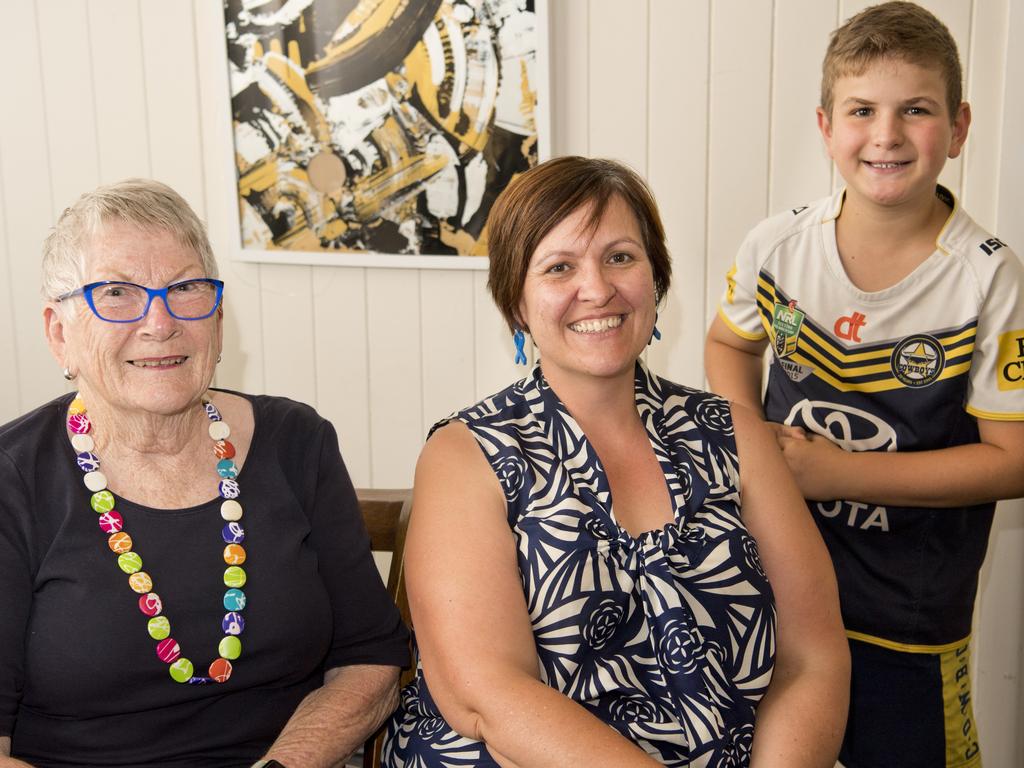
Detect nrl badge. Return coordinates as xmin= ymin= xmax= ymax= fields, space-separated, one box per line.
xmin=771 ymin=300 xmax=804 ymax=358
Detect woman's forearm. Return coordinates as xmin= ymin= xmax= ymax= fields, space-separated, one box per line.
xmin=441 ymin=672 xmax=661 ymax=768
xmin=261 ymin=664 xmax=400 ymax=768
xmin=750 ymin=656 xmax=849 ymax=767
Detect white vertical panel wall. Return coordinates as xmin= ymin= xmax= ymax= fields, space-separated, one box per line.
xmin=0 ymin=0 xmax=1022 ymax=760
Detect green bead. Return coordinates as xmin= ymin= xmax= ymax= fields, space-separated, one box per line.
xmin=169 ymin=658 xmax=193 ymax=683
xmin=147 ymin=616 xmax=170 ymax=640
xmin=218 ymin=635 xmax=242 ymax=660
xmin=117 ymin=552 xmax=142 ymax=574
xmin=90 ymin=490 xmax=115 ymax=513
xmin=223 ymin=566 xmax=246 ymax=588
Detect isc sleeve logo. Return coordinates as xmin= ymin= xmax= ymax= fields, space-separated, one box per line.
xmin=996 ymin=330 xmax=1024 ymax=390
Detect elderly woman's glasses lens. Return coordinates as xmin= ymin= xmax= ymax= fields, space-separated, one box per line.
xmin=56 ymin=279 xmax=225 ymax=323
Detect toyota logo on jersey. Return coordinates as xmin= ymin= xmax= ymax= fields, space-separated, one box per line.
xmin=784 ymin=399 xmax=898 ymax=452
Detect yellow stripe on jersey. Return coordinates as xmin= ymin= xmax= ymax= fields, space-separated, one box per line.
xmin=940 ymin=641 xmax=983 ymax=768
xmin=717 ymin=306 xmax=767 ymax=341
xmin=783 ymin=356 xmax=972 ymax=393
xmin=754 ymin=280 xmax=977 ymax=391
xmin=846 ymin=630 xmax=970 ymax=654
xmin=798 ymin=322 xmax=894 ymax=365
xmin=964 ymin=405 xmax=1024 ymax=422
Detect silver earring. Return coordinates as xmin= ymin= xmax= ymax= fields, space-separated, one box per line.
xmin=63 ymin=367 xmax=76 ymax=381
xmin=217 ymin=354 xmax=223 ymax=364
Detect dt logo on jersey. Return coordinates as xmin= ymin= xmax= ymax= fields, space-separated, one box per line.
xmin=772 ymin=300 xmax=805 ymax=358
xmin=891 ymin=334 xmax=945 ymax=387
xmin=834 ymin=311 xmax=867 ymax=342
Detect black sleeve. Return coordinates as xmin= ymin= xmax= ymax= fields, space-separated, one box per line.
xmin=307 ymin=420 xmax=410 ymax=669
xmin=0 ymin=447 xmax=34 ymax=737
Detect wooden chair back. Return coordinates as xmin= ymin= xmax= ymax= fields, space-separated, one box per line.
xmin=356 ymin=488 xmax=413 ymax=768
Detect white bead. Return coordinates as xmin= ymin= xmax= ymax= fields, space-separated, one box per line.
xmin=71 ymin=433 xmax=95 ymax=452
xmin=221 ymin=499 xmax=243 ymax=521
xmin=83 ymin=470 xmax=108 ymax=492
xmin=209 ymin=421 xmax=231 ymax=441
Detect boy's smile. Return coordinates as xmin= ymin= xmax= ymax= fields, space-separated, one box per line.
xmin=817 ymin=58 xmax=970 ymax=214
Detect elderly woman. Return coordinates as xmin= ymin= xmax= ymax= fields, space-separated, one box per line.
xmin=0 ymin=179 xmax=408 ymax=767
xmin=383 ymin=157 xmax=850 ymax=767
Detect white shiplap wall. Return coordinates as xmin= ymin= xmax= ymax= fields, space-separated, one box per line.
xmin=1 ymin=1 xmax=1022 ymax=763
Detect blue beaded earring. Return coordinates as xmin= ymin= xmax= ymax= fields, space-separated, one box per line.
xmin=649 ymin=312 xmax=662 ymax=345
xmin=513 ymin=328 xmax=528 ymax=365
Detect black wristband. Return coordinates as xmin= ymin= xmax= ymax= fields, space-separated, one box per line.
xmin=251 ymin=760 xmax=287 ymax=768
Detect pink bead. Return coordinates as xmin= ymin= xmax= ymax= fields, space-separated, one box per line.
xmin=97 ymin=511 xmax=123 ymax=534
xmin=138 ymin=592 xmax=163 ymax=616
xmin=67 ymin=413 xmax=92 ymax=434
xmin=156 ymin=637 xmax=181 ymax=663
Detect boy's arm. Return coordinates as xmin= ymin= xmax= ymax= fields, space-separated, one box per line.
xmin=777 ymin=417 xmax=1024 ymax=507
xmin=705 ymin=314 xmax=769 ymax=416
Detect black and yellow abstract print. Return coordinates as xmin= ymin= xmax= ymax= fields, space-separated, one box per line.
xmin=225 ymin=0 xmax=542 ymax=257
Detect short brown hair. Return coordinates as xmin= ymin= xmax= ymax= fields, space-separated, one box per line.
xmin=486 ymin=156 xmax=671 ymax=332
xmin=821 ymin=1 xmax=962 ymax=119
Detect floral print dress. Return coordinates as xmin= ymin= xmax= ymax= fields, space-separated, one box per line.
xmin=383 ymin=362 xmax=776 ymax=768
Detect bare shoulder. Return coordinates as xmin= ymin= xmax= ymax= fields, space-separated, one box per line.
xmin=414 ymin=420 xmax=504 ymax=519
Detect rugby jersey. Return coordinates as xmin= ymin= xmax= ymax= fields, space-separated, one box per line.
xmin=717 ymin=185 xmax=1024 ymax=650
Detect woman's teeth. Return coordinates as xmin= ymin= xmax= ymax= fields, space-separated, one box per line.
xmin=131 ymin=357 xmax=186 ymax=368
xmin=569 ymin=316 xmax=623 ymax=333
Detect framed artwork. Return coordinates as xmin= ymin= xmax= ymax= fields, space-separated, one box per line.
xmin=223 ymin=0 xmax=549 ymax=269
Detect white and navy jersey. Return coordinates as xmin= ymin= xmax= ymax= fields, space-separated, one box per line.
xmin=717 ymin=186 xmax=1024 ymax=651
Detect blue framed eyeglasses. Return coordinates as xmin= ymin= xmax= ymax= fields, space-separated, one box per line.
xmin=56 ymin=278 xmax=225 ymax=323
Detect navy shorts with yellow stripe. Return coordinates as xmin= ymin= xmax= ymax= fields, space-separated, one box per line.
xmin=840 ymin=636 xmax=982 ymax=768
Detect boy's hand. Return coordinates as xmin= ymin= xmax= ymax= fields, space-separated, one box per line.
xmin=766 ymin=422 xmax=807 ymax=441
xmin=776 ymin=430 xmax=846 ymax=501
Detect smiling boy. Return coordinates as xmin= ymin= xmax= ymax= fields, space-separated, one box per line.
xmin=704 ymin=3 xmax=1024 ymax=767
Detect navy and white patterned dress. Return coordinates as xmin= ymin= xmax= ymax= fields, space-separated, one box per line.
xmin=383 ymin=361 xmax=776 ymax=767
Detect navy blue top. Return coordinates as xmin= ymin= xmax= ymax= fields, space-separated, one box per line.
xmin=383 ymin=362 xmax=775 ymax=767
xmin=0 ymin=391 xmax=408 ymax=767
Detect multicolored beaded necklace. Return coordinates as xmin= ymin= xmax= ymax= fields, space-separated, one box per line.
xmin=67 ymin=394 xmax=247 ymax=684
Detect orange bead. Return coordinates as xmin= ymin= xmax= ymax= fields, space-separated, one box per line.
xmin=107 ymin=531 xmax=133 ymax=553
xmin=209 ymin=657 xmax=233 ymax=683
xmin=223 ymin=544 xmax=246 ymax=565
xmin=214 ymin=440 xmax=236 ymax=459
xmin=129 ymin=572 xmax=153 ymax=593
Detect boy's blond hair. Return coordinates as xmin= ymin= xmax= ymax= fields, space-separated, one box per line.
xmin=821 ymin=1 xmax=962 ymax=119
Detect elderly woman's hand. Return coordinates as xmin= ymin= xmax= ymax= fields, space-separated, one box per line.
xmin=259 ymin=664 xmax=399 ymax=767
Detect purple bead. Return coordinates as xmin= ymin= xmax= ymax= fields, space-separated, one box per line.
xmin=204 ymin=402 xmax=221 ymax=421
xmin=76 ymin=451 xmax=100 ymax=472
xmin=219 ymin=479 xmax=240 ymax=499
xmin=222 ymin=611 xmax=245 ymax=635
xmin=222 ymin=521 xmax=245 ymax=544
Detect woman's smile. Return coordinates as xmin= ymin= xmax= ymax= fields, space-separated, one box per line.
xmin=568 ymin=315 xmax=624 ymax=334
xmin=518 ymin=195 xmax=657 ymax=388
xmin=126 ymin=355 xmax=189 ymax=369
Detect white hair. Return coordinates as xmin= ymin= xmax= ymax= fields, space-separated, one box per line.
xmin=41 ymin=178 xmax=218 ymax=303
